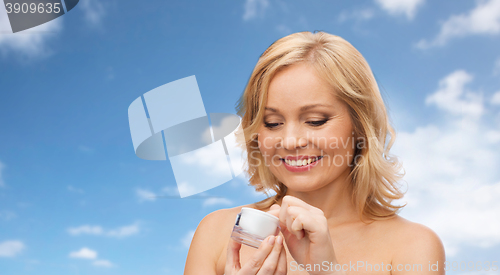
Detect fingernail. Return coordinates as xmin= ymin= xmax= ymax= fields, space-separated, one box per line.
xmin=268 ymin=236 xmax=275 ymax=245
xmin=276 ymin=235 xmax=282 ymax=245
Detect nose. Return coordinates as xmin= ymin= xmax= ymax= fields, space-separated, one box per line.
xmin=279 ymin=126 xmax=308 ymax=150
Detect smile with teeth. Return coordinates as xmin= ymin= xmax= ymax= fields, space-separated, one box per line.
xmin=282 ymin=156 xmax=323 ymax=167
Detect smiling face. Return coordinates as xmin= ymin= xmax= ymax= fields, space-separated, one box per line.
xmin=256 ymin=63 xmax=356 ymax=193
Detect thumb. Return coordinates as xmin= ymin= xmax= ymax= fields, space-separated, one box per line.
xmin=225 ymin=237 xmax=242 ymax=273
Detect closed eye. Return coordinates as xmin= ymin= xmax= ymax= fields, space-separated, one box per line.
xmin=264 ymin=122 xmax=281 ymax=129
xmin=307 ymin=120 xmax=328 ymax=127
xmin=264 ymin=119 xmax=329 ymax=129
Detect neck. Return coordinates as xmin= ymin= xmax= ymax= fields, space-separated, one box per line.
xmin=281 ymin=168 xmax=360 ymax=227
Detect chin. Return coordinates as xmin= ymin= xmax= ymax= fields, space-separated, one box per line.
xmin=283 ymin=181 xmax=326 ymax=193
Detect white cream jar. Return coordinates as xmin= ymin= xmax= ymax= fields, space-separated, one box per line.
xmin=230 ymin=207 xmax=280 ymax=248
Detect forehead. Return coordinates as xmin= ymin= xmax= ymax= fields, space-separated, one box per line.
xmin=265 ymin=63 xmax=340 ymax=111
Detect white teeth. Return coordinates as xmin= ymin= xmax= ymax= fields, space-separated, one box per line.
xmin=284 ymin=157 xmax=320 ymax=167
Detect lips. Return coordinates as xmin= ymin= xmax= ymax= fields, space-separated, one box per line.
xmin=280 ymin=155 xmax=324 ymax=172
xmin=280 ymin=155 xmax=323 ymax=161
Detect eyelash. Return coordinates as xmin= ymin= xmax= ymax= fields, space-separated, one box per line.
xmin=264 ymin=119 xmax=329 ymax=129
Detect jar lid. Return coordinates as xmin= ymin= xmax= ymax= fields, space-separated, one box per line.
xmin=238 ymin=207 xmax=280 ymax=238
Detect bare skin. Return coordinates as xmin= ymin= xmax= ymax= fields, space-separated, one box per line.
xmin=185 ymin=202 xmax=445 ymax=274
xmin=184 ymin=63 xmax=446 ymax=274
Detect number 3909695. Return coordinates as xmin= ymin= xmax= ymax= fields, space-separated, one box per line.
xmin=444 ymin=261 xmax=498 ymax=272
xmin=5 ymin=2 xmax=62 ymax=14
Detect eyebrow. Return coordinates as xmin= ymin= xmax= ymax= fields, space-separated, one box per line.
xmin=264 ymin=104 xmax=333 ymax=113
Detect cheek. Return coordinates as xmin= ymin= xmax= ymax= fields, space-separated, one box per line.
xmin=313 ymin=129 xmax=355 ymax=152
xmin=257 ymin=134 xmax=278 ymax=153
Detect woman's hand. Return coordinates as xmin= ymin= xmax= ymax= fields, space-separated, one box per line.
xmin=268 ymin=195 xmax=340 ymax=275
xmin=225 ymin=235 xmax=287 ymax=275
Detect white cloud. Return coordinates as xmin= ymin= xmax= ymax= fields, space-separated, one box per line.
xmin=0 ymin=161 xmax=4 ymax=187
xmin=425 ymin=70 xmax=483 ymax=119
xmin=69 ymin=248 xmax=114 ymax=267
xmin=106 ymin=223 xmax=140 ymax=238
xmin=243 ymin=0 xmax=269 ymax=21
xmin=79 ymin=0 xmax=105 ymax=26
xmin=178 ymin=142 xmax=235 ymax=178
xmin=492 ymin=91 xmax=500 ymax=105
xmin=416 ymin=0 xmax=500 ymax=49
xmin=393 ymin=70 xmax=500 ymax=256
xmin=0 ymin=240 xmax=24 ymax=257
xmin=181 ymin=230 xmax=195 ymax=248
xmin=170 ymin=115 xmax=247 ymax=197
xmin=69 ymin=247 xmax=97 ymax=259
xmin=338 ymin=8 xmax=375 ymax=23
xmin=68 ymin=223 xmax=140 ymax=238
xmin=92 ymin=259 xmax=114 ymax=267
xmin=68 ymin=225 xmax=104 ymax=236
xmin=202 ymin=197 xmax=233 ymax=207
xmin=134 ymin=186 xmax=181 ymax=202
xmin=485 ymin=129 xmax=500 ymax=143
xmin=0 ymin=3 xmax=63 ymax=58
xmin=136 ymin=188 xmax=157 ymax=202
xmin=375 ymin=0 xmax=424 ymax=20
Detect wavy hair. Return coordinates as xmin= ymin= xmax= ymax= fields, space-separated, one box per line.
xmin=235 ymin=31 xmax=406 ymax=221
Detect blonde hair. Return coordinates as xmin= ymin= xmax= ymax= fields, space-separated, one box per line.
xmin=235 ymin=31 xmax=405 ymax=221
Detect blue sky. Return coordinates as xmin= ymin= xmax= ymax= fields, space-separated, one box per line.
xmin=1 ymin=0 xmax=500 ymax=274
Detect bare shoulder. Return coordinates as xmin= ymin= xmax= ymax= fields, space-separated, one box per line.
xmin=184 ymin=203 xmax=257 ymax=274
xmin=381 ymin=215 xmax=444 ymax=251
xmin=377 ymin=215 xmax=446 ymax=274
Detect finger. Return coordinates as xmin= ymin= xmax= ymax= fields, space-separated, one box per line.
xmin=286 ymin=206 xmax=325 ymax=236
xmin=256 ymin=235 xmax=283 ymax=275
xmin=270 ymin=204 xmax=280 ymax=211
xmin=278 ymin=200 xmax=289 ymax=227
xmin=267 ymin=204 xmax=280 ymax=218
xmin=225 ymin=238 xmax=242 ymax=272
xmin=239 ymin=236 xmax=275 ymax=274
xmin=277 ymin=205 xmax=298 ymax=241
xmin=280 ymin=206 xmax=305 ymax=240
xmin=282 ymin=195 xmax=324 ymax=215
xmin=284 ymin=213 xmax=301 ymax=240
xmin=275 ymin=237 xmax=287 ymax=275
xmin=290 ymin=215 xmax=305 ymax=240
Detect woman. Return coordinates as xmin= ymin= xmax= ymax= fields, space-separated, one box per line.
xmin=184 ymin=31 xmax=445 ymax=275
